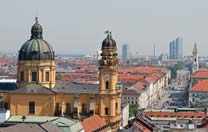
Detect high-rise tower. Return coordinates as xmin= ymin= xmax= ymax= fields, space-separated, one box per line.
xmin=169 ymin=37 xmax=183 ymax=59
xmin=17 ymin=17 xmax=56 ymax=88
xmin=122 ymin=44 xmax=128 ymax=61
xmin=153 ymin=44 xmax=156 ymax=57
xmin=192 ymin=43 xmax=199 ymax=73
xmin=98 ymin=31 xmax=121 ymax=129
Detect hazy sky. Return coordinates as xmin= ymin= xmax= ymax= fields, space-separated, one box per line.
xmin=1 ymin=0 xmax=208 ymax=56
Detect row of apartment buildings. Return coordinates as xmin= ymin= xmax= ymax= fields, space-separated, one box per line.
xmin=121 ymin=66 xmax=171 ymax=108
xmin=189 ymin=69 xmax=208 ymax=107
xmin=130 ymin=108 xmax=208 ymax=131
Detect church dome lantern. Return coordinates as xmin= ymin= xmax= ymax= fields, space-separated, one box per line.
xmin=18 ymin=17 xmax=55 ymax=61
xmin=17 ymin=17 xmax=56 ymax=88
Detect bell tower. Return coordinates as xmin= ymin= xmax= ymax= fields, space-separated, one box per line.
xmin=98 ymin=31 xmax=121 ymax=129
xmin=192 ymin=43 xmax=199 ymax=73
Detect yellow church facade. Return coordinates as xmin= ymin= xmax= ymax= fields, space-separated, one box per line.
xmin=0 ymin=18 xmax=121 ymax=129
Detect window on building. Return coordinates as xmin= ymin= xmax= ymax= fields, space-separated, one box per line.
xmin=66 ymin=103 xmax=71 ymax=114
xmin=0 ymin=96 xmax=4 ymax=109
xmin=0 ymin=102 xmax=4 ymax=109
xmin=115 ymin=102 xmax=118 ymax=111
xmin=45 ymin=71 xmax=50 ymax=82
xmin=82 ymin=103 xmax=87 ymax=113
xmin=105 ymin=107 xmax=109 ymax=115
xmin=29 ymin=101 xmax=35 ymax=114
xmin=20 ymin=71 xmax=24 ymax=81
xmin=105 ymin=81 xmax=109 ymax=89
xmin=55 ymin=103 xmax=61 ymax=116
xmin=4 ymin=102 xmax=9 ymax=110
xmin=73 ymin=107 xmax=78 ymax=114
xmin=31 ymin=72 xmax=37 ymax=82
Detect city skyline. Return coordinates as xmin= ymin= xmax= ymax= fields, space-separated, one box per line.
xmin=1 ymin=0 xmax=208 ymax=55
xmin=2 ymin=1 xmax=208 ymax=131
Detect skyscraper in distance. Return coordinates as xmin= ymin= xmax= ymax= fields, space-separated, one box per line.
xmin=153 ymin=44 xmax=156 ymax=57
xmin=122 ymin=44 xmax=129 ymax=61
xmin=169 ymin=40 xmax=175 ymax=59
xmin=169 ymin=37 xmax=183 ymax=59
xmin=176 ymin=37 xmax=183 ymax=59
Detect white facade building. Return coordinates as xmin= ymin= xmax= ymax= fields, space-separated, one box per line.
xmin=122 ymin=68 xmax=170 ymax=108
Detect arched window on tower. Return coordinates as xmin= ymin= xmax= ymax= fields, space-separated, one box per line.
xmin=105 ymin=81 xmax=109 ymax=90
xmin=20 ymin=71 xmax=24 ymax=81
xmin=115 ymin=102 xmax=118 ymax=111
xmin=105 ymin=107 xmax=109 ymax=115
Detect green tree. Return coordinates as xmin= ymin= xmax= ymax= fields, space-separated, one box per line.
xmin=169 ymin=62 xmax=184 ymax=78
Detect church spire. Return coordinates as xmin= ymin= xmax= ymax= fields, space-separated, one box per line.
xmin=98 ymin=32 xmax=121 ymax=130
xmin=192 ymin=43 xmax=199 ymax=73
xmin=193 ymin=43 xmax=197 ymax=55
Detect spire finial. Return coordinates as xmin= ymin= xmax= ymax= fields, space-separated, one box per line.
xmin=35 ymin=17 xmax=39 ymax=24
xmin=31 ymin=17 xmax=43 ymax=39
xmin=193 ymin=42 xmax=198 ymax=55
xmin=105 ymin=30 xmax=112 ymax=39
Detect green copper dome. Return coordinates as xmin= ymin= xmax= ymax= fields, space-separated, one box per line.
xmin=18 ymin=17 xmax=55 ymax=61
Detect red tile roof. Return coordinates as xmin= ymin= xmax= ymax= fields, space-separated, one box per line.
xmin=119 ymin=66 xmax=166 ymax=85
xmin=145 ymin=75 xmax=160 ymax=83
xmin=192 ymin=69 xmax=208 ymax=78
xmin=132 ymin=81 xmax=149 ymax=91
xmin=119 ymin=74 xmax=145 ymax=81
xmin=133 ymin=115 xmax=155 ymax=132
xmin=145 ymin=111 xmax=206 ymax=119
xmin=200 ymin=118 xmax=208 ymax=128
xmin=123 ymin=89 xmax=139 ymax=95
xmin=119 ymin=66 xmax=166 ymax=75
xmin=192 ymin=80 xmax=208 ymax=92
xmin=133 ymin=121 xmax=152 ymax=132
xmin=81 ymin=115 xmax=108 ymax=132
